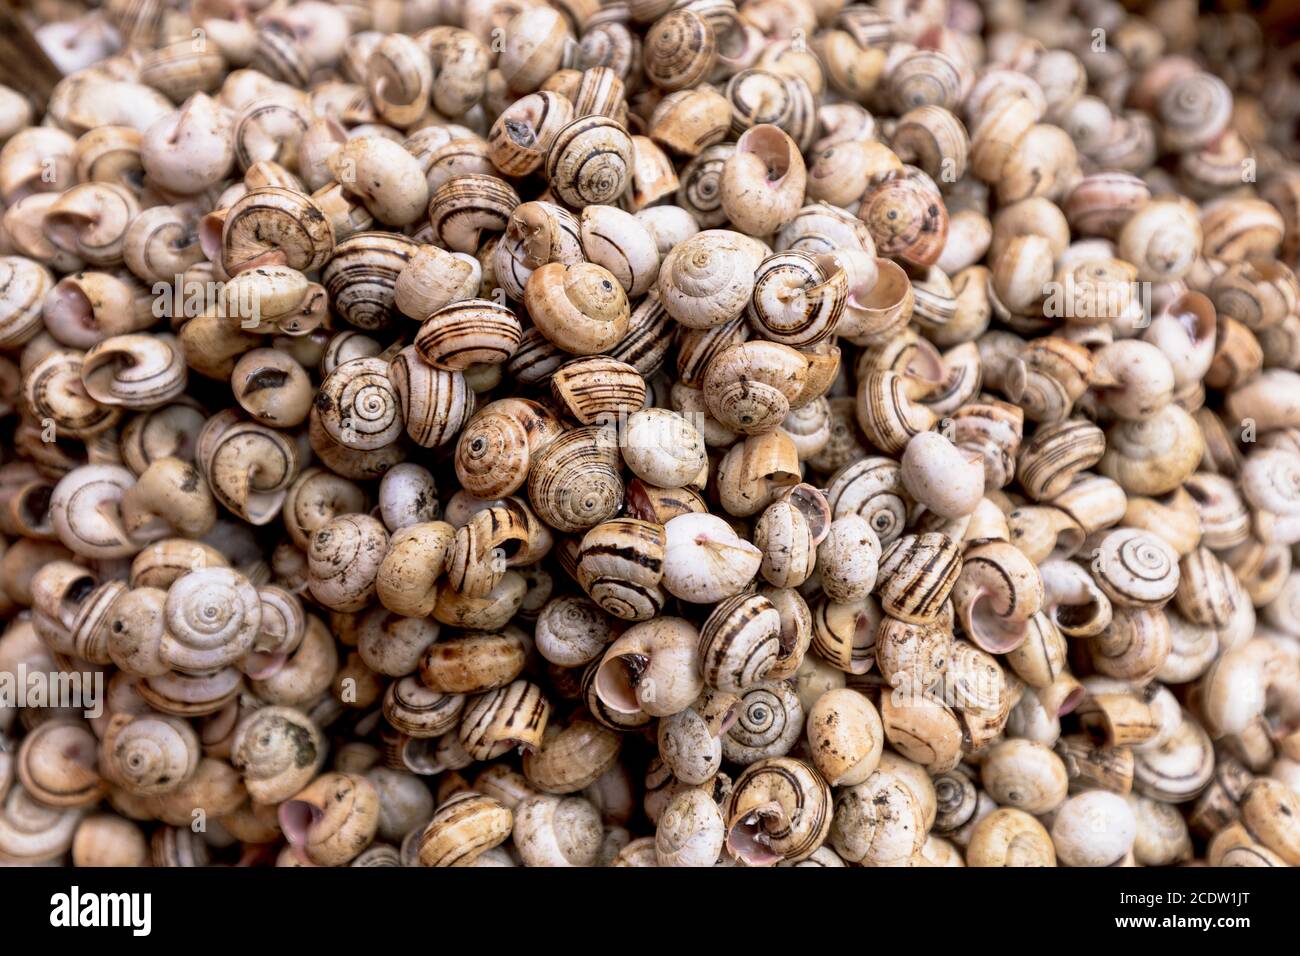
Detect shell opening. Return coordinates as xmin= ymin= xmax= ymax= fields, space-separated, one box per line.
xmin=966 ymin=594 xmax=1029 ymax=654
xmin=726 ymin=809 xmax=782 ymax=866
xmin=594 ymin=652 xmax=649 ymax=714
xmin=278 ymin=798 xmax=324 ymax=847
xmin=45 ymin=280 xmax=97 ymax=334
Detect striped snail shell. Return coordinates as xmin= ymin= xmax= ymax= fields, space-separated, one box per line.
xmin=527 ymin=425 xmax=624 ymax=533
xmin=79 ymin=333 xmax=186 ymax=410
xmin=754 ymin=497 xmax=818 ymax=589
xmin=494 ymin=201 xmax=583 ymax=300
xmin=550 ymin=357 xmax=646 ymax=426
xmin=644 ymin=10 xmax=717 ymax=92
xmin=1131 ymin=712 xmax=1214 ymax=803
xmin=446 ymin=501 xmax=537 ymax=598
xmin=387 ymin=346 xmax=475 ymax=448
xmin=545 ymin=115 xmax=634 ymax=208
xmin=365 ymin=33 xmax=433 ymax=128
xmin=825 ymin=456 xmax=914 ymax=547
xmin=858 ymin=171 xmax=948 ymax=270
xmin=890 ymin=49 xmax=963 ymax=112
xmin=726 ymin=69 xmax=817 ymax=151
xmin=197 ymin=410 xmax=299 ymax=525
xmin=777 ymin=203 xmax=876 ymax=257
xmin=876 ymin=532 xmax=963 ymax=624
xmin=855 ymin=369 xmax=937 ymax=456
xmin=0 ymin=255 xmax=52 ymax=348
xmin=607 ymin=290 xmax=674 ymax=377
xmin=722 ymin=680 xmax=804 ymax=765
xmin=676 ymin=143 xmax=733 ymax=228
xmin=951 ymin=539 xmax=1045 ymax=655
xmin=414 ymin=298 xmax=522 ymax=371
xmin=577 ymin=518 xmax=666 ymax=622
xmin=321 ymin=232 xmax=417 ymax=331
xmin=49 ymin=465 xmax=137 ymax=559
xmin=25 ymin=348 xmax=121 ymax=439
xmin=221 ymin=186 xmax=335 ymax=275
xmin=747 ymin=251 xmax=848 ymax=347
xmin=579 ymin=204 xmax=660 ymax=298
xmin=1090 ymin=528 xmax=1180 ymax=609
xmin=810 ymin=593 xmax=881 ymax=676
xmin=1091 ymin=606 xmax=1173 ymax=684
xmin=426 ymin=174 xmax=520 ymax=254
xmin=725 ymin=756 xmax=831 ymax=866
xmin=454 ymin=398 xmax=562 ymax=498
xmin=383 ymin=676 xmax=465 ymax=738
xmin=1016 ymin=418 xmax=1106 ymax=501
xmin=458 ymin=679 xmax=550 ymax=761
xmin=703 ymin=341 xmax=809 ymax=435
xmin=418 ymin=791 xmax=513 ymax=867
xmin=316 ymin=356 xmax=404 ymax=451
xmin=892 ymin=105 xmax=969 ymax=182
xmin=489 ymin=92 xmax=575 ymax=178
xmin=699 ymin=592 xmax=782 ymax=694
xmin=950 ymin=399 xmax=1023 ymax=490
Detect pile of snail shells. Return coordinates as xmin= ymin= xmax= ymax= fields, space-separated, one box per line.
xmin=0 ymin=0 xmax=1299 ymax=870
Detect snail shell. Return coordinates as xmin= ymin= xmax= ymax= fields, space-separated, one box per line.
xmin=458 ymin=679 xmax=550 ymax=761
xmin=162 ymin=568 xmax=262 ymax=673
xmin=876 ymin=532 xmax=962 ymax=624
xmin=1090 ymin=528 xmax=1180 ymax=609
xmin=545 ymin=115 xmax=634 ymax=209
xmin=316 ymin=356 xmax=404 ymax=451
xmin=418 ymin=791 xmax=513 ymax=867
xmin=644 ymin=10 xmax=717 ymax=92
xmin=577 ymin=518 xmax=666 ymax=622
xmin=230 ymin=706 xmax=326 ymax=804
xmin=723 ymin=680 xmax=804 ymax=765
xmin=524 ymin=262 xmax=630 ymax=355
xmin=100 ymin=712 xmax=200 ymax=796
xmin=387 ymin=348 xmax=475 ymax=447
xmin=197 ymin=410 xmax=299 ymax=525
xmin=527 ymin=425 xmax=624 ymax=533
xmin=414 ymin=299 xmax=523 ymax=371
xmin=725 ymin=756 xmax=831 ymax=866
xmin=747 ymin=251 xmax=847 ymax=347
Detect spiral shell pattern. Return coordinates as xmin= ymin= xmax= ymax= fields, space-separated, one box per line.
xmin=644 ymin=10 xmax=716 ymax=92
xmin=825 ymin=456 xmax=913 ymax=546
xmin=545 ymin=116 xmax=634 ymax=208
xmin=722 ymin=680 xmax=804 ymax=764
xmin=527 ymin=426 xmax=624 ymax=533
xmin=322 ymin=232 xmax=417 ymax=331
xmin=1092 ymin=529 xmax=1180 ymax=608
xmin=748 ymin=251 xmax=847 ymax=347
xmin=163 ymin=568 xmax=262 ymax=672
xmin=389 ymin=347 xmax=475 ymax=448
xmin=316 ymin=356 xmax=403 ymax=450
